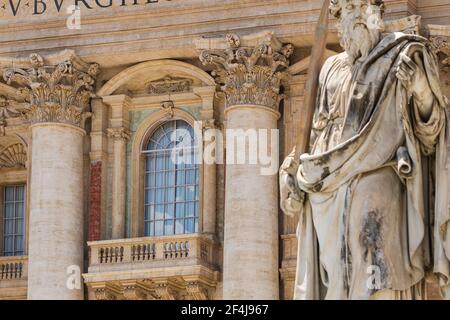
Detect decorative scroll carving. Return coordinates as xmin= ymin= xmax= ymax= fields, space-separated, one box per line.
xmin=186 ymin=281 xmax=209 ymax=300
xmin=3 ymin=53 xmax=99 ymax=128
xmin=94 ymin=286 xmax=122 ymax=300
xmin=121 ymin=281 xmax=154 ymax=300
xmin=0 ymin=95 xmax=23 ymax=136
xmin=199 ymin=33 xmax=293 ymax=110
xmin=160 ymin=100 xmax=175 ymax=118
xmin=0 ymin=143 xmax=27 ymax=169
xmin=148 ymin=76 xmax=192 ymax=95
xmin=107 ymin=127 xmax=130 ymax=141
xmin=430 ymin=36 xmax=450 ymax=66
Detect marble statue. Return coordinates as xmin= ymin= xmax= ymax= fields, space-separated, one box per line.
xmin=280 ymin=0 xmax=450 ymax=299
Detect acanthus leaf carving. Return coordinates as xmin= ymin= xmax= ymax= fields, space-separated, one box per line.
xmin=199 ymin=34 xmax=293 ymax=110
xmin=430 ymin=36 xmax=450 ymax=66
xmin=107 ymin=127 xmax=131 ymax=141
xmin=3 ymin=53 xmax=99 ymax=128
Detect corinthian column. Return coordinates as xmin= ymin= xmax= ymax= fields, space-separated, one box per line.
xmin=3 ymin=51 xmax=99 ymax=300
xmin=198 ymin=32 xmax=293 ymax=299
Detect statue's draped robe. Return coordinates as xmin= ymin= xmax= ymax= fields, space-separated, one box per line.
xmin=288 ymin=33 xmax=450 ymax=299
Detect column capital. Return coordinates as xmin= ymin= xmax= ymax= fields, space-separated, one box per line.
xmin=107 ymin=127 xmax=130 ymax=141
xmin=2 ymin=51 xmax=99 ymax=128
xmin=429 ymin=25 xmax=450 ymax=66
xmin=197 ymin=31 xmax=293 ymax=110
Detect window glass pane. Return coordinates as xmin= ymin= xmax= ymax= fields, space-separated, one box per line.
xmin=185 ymin=202 xmax=193 ymax=217
xmin=176 ymin=187 xmax=185 ymax=202
xmin=176 ymin=170 xmax=185 ymax=185
xmin=16 ymin=186 xmax=24 ymax=201
xmin=15 ymin=218 xmax=24 ymax=235
xmin=15 ymin=202 xmax=24 ymax=219
xmin=4 ymin=236 xmax=13 ymax=253
xmin=175 ymin=220 xmax=184 ymax=234
xmin=166 ymin=170 xmax=175 ymax=187
xmin=165 ymin=204 xmax=174 ymax=219
xmin=195 ymin=218 xmax=199 ymax=233
xmin=186 ymin=186 xmax=195 ymax=201
xmin=175 ymin=203 xmax=185 ymax=218
xmin=156 ymin=155 xmax=165 ymax=171
xmin=144 ymin=222 xmax=151 ymax=236
xmin=186 ymin=170 xmax=195 ymax=184
xmin=185 ymin=218 xmax=194 ymax=234
xmin=155 ymin=221 xmax=164 ymax=236
xmin=4 ymin=219 xmax=13 ymax=235
xmin=155 ymin=205 xmax=164 ymax=220
xmin=155 ymin=189 xmax=164 ymax=204
xmin=4 ymin=203 xmax=13 ymax=218
xmin=15 ymin=236 xmax=23 ymax=253
xmin=164 ymin=220 xmax=174 ymax=235
xmin=145 ymin=188 xmax=154 ymax=205
xmin=5 ymin=187 xmax=14 ymax=202
xmin=167 ymin=188 xmax=175 ymax=203
xmin=156 ymin=172 xmax=164 ymax=186
xmin=145 ymin=205 xmax=154 ymax=221
xmin=194 ymin=202 xmax=199 ymax=217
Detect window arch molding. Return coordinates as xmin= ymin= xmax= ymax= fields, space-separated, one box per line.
xmin=130 ymin=108 xmax=204 ymax=238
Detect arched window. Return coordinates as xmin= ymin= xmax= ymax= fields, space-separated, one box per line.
xmin=143 ymin=120 xmax=199 ymax=236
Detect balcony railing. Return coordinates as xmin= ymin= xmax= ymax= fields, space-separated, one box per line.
xmin=87 ymin=233 xmax=219 ymax=272
xmin=84 ymin=234 xmax=220 ymax=299
xmin=0 ymin=256 xmax=28 ymax=300
xmin=0 ymin=256 xmax=27 ymax=281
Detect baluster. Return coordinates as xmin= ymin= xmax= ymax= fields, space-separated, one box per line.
xmin=142 ymin=244 xmax=147 ymax=261
xmin=99 ymin=248 xmax=104 ymax=264
xmin=180 ymin=242 xmax=184 ymax=258
xmin=185 ymin=241 xmax=190 ymax=258
xmin=137 ymin=244 xmax=142 ymax=261
xmin=152 ymin=243 xmax=156 ymax=259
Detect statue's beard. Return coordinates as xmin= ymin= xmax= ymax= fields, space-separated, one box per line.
xmin=339 ymin=22 xmax=381 ymax=65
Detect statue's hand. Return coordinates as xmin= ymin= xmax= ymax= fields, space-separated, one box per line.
xmin=396 ymin=52 xmax=434 ymax=119
xmin=280 ymin=154 xmax=304 ymax=217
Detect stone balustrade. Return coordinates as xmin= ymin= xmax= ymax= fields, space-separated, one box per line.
xmin=0 ymin=256 xmax=28 ymax=300
xmin=88 ymin=234 xmax=217 ymax=271
xmin=84 ymin=234 xmax=220 ymax=300
xmin=0 ymin=256 xmax=27 ymax=281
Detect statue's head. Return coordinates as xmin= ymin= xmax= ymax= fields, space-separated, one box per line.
xmin=330 ymin=0 xmax=385 ymax=64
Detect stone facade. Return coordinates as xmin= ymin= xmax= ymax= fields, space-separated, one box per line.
xmin=0 ymin=0 xmax=448 ymax=300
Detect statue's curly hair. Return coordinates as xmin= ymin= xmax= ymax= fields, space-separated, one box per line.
xmin=329 ymin=0 xmax=385 ymax=19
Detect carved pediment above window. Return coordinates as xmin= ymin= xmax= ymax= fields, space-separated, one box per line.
xmin=147 ymin=76 xmax=192 ymax=95
xmin=0 ymin=143 xmax=27 ymax=169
